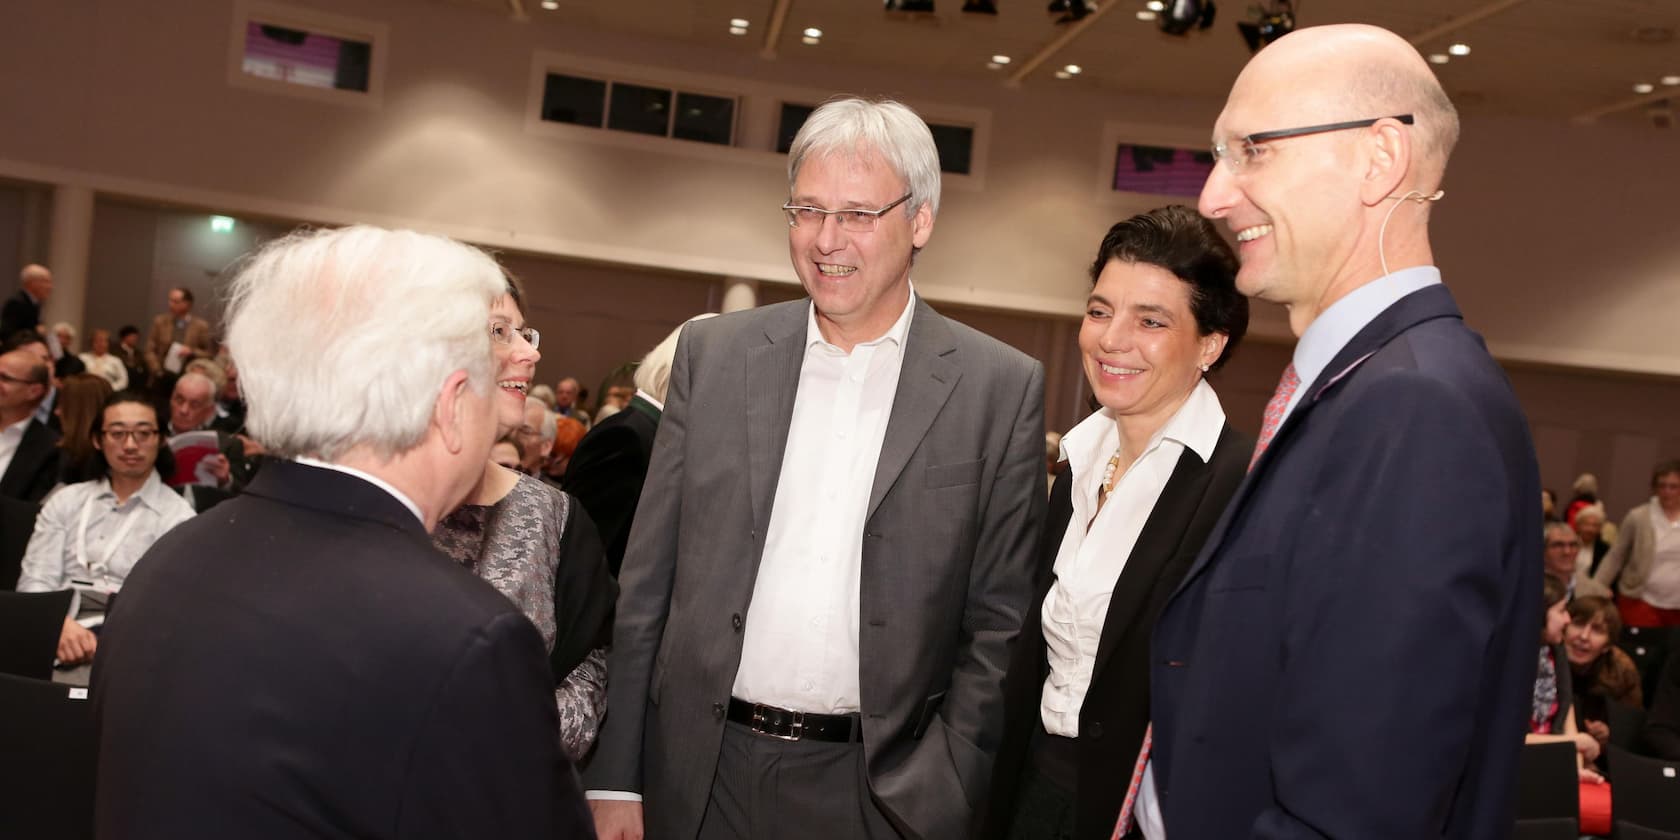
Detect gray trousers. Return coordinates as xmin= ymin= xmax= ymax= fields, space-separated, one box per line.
xmin=696 ymin=721 xmax=903 ymax=840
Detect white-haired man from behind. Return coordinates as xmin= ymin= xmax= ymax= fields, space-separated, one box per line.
xmin=90 ymin=225 xmax=592 ymax=840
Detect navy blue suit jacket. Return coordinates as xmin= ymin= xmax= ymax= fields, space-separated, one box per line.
xmin=1150 ymin=284 xmax=1541 ymax=839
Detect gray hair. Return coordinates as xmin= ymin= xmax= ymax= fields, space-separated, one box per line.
xmin=788 ymin=97 xmax=942 ymax=219
xmin=633 ymin=313 xmax=718 ymax=404
xmin=225 ymin=225 xmax=504 ymax=461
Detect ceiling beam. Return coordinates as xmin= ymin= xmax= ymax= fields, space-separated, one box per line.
xmin=1006 ymin=2 xmax=1122 ymax=88
xmin=505 ymin=0 xmax=528 ymax=22
xmin=1406 ymin=0 xmax=1530 ymax=49
xmin=762 ymin=0 xmax=793 ymax=60
xmin=1573 ymin=86 xmax=1676 ymax=124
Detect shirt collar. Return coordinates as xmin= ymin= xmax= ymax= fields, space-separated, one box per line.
xmin=1291 ymin=266 xmax=1442 ymax=393
xmin=1 ymin=415 xmax=30 ymax=437
xmin=293 ymin=456 xmax=426 ymax=526
xmin=95 ymin=471 xmax=175 ymax=513
xmin=806 ymin=285 xmax=917 ymax=352
xmin=1059 ymin=378 xmax=1227 ymax=475
xmin=633 ymin=389 xmax=664 ymax=412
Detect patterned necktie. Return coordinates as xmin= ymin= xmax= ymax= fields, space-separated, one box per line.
xmin=1249 ymin=363 xmax=1300 ymax=471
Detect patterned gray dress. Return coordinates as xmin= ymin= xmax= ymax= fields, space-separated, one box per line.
xmin=433 ymin=473 xmax=609 ymax=762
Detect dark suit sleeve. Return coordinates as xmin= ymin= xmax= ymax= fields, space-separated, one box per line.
xmin=919 ymin=359 xmax=1048 ymax=810
xmin=584 ymin=329 xmax=694 ymax=795
xmin=551 ymin=498 xmax=617 ymax=679
xmin=396 ymin=610 xmax=591 ymax=839
xmin=1253 ymin=374 xmax=1524 ymax=839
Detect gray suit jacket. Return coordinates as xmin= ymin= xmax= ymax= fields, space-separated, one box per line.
xmin=587 ymin=297 xmax=1046 ymax=839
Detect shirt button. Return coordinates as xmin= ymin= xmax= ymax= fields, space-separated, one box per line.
xmin=731 ymin=613 xmax=743 ymax=631
xmin=801 ymin=680 xmax=814 ymax=692
xmin=1088 ymin=722 xmax=1105 ymax=739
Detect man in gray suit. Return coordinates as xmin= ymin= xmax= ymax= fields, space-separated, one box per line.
xmin=587 ymin=98 xmax=1047 ymax=840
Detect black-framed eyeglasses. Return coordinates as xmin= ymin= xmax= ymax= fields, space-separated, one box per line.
xmin=103 ymin=427 xmax=159 ymax=445
xmin=490 ymin=321 xmax=540 ymax=350
xmin=782 ymin=193 xmax=913 ymax=233
xmin=1211 ymin=114 xmax=1414 ymax=171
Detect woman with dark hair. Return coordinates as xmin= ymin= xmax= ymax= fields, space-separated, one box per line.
xmin=1526 ymin=576 xmax=1611 ymax=832
xmin=17 ymin=390 xmax=192 ymax=666
xmin=1592 ymin=458 xmax=1680 ymax=628
xmin=55 ymin=372 xmax=115 ymax=484
xmin=430 ymin=275 xmax=617 ymax=763
xmin=1565 ymin=595 xmax=1644 ymax=740
xmin=988 ymin=205 xmax=1252 ymax=840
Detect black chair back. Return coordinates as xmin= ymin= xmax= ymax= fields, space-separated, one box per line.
xmin=0 ymin=673 xmax=95 ymax=839
xmin=1514 ymin=740 xmax=1579 ymax=839
xmin=1610 ymin=744 xmax=1680 ymax=836
xmin=0 ymin=496 xmax=41 ymax=591
xmin=0 ymin=589 xmax=75 ymax=679
xmin=1610 ymin=700 xmax=1651 ymax=753
xmin=1624 ymin=625 xmax=1672 ymax=709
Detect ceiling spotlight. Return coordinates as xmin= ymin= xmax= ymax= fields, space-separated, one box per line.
xmin=885 ymin=0 xmax=936 ymax=11
xmin=1147 ymin=0 xmax=1165 ymax=9
xmin=1064 ymin=63 xmax=1083 ymax=74
xmin=1428 ymin=53 xmax=1449 ymax=65
xmin=1635 ymin=82 xmax=1656 ymax=94
xmin=1236 ymin=1 xmax=1292 ymax=53
xmin=804 ymin=27 xmax=824 ymax=37
xmin=991 ymin=54 xmax=1012 ymax=64
xmin=1137 ymin=9 xmax=1157 ymax=19
xmin=729 ymin=25 xmax=748 ymax=35
xmin=540 ymin=0 xmax=558 ymax=8
xmin=1159 ymin=0 xmax=1216 ymax=36
xmin=1054 ymin=70 xmax=1074 ymax=79
xmin=802 ymin=35 xmax=821 ymax=45
xmin=962 ymin=0 xmax=999 ymax=13
xmin=1663 ymin=75 xmax=1680 ymax=86
xmin=1048 ymin=0 xmax=1095 ymax=23
xmin=730 ymin=18 xmax=750 ymax=27
xmin=1447 ymin=43 xmax=1471 ymax=56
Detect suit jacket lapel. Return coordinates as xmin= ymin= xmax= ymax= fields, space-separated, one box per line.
xmin=868 ymin=300 xmax=961 ymax=520
xmin=745 ymin=304 xmax=808 ymax=536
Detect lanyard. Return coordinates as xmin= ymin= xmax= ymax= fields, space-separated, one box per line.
xmin=77 ymin=489 xmax=143 ymax=583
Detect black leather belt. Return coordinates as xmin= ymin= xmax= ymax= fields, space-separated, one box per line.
xmin=727 ymin=697 xmax=863 ymax=743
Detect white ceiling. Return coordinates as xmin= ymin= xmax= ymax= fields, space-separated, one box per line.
xmin=429 ymin=0 xmax=1680 ymax=128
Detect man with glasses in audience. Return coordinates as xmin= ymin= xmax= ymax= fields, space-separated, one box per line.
xmin=0 ymin=347 xmax=62 ymax=502
xmin=1545 ymin=519 xmax=1610 ymax=600
xmin=1142 ymin=25 xmax=1542 ymax=840
xmin=15 ymin=391 xmax=194 ymax=669
xmin=589 ymin=97 xmax=1046 ymax=840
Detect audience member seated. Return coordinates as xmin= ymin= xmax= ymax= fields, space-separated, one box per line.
xmin=1575 ymin=503 xmax=1614 ymax=580
xmin=1568 ymin=472 xmax=1601 ymax=526
xmin=1593 ymin=459 xmax=1680 ymax=629
xmin=15 ymin=390 xmax=194 ymax=666
xmin=553 ymin=375 xmax=588 ymax=427
xmin=115 ymin=325 xmax=146 ymax=392
xmin=210 ymin=357 xmax=246 ymax=435
xmin=49 ymin=322 xmax=87 ymax=379
xmin=78 ymin=327 xmax=129 ymax=391
xmin=1 ymin=264 xmax=51 ymax=339
xmin=1643 ymin=644 xmax=1680 ymax=760
xmin=1545 ymin=520 xmax=1610 ymax=600
xmin=54 ymin=372 xmax=115 ymax=485
xmin=1527 ymin=575 xmax=1611 ymax=834
xmin=0 ymin=348 xmax=62 ymax=503
xmin=7 ymin=331 xmax=62 ymax=430
xmin=1566 ymin=595 xmax=1645 ymax=757
xmin=431 ymin=279 xmax=615 ymax=763
xmin=564 ymin=316 xmax=708 ymax=577
xmin=164 ymin=371 xmax=256 ymax=491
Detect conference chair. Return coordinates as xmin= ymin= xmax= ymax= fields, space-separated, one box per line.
xmin=0 ymin=589 xmax=75 ymax=679
xmin=1609 ymin=745 xmax=1680 ymax=838
xmin=1513 ymin=740 xmax=1580 ymax=840
xmin=0 ymin=672 xmax=95 ymax=840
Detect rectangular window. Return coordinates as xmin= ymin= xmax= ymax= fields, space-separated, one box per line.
xmin=607 ymin=83 xmax=673 ymax=137
xmin=1113 ymin=144 xmax=1216 ymax=197
xmin=541 ymin=73 xmax=607 ymax=127
xmin=673 ymin=92 xmax=736 ymax=145
xmin=241 ymin=22 xmax=372 ymax=92
xmin=779 ymin=103 xmax=973 ymax=175
xmin=539 ymin=72 xmax=735 ymax=146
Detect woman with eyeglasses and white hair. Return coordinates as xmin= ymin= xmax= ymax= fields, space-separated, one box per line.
xmin=431 ymin=274 xmax=617 ymax=763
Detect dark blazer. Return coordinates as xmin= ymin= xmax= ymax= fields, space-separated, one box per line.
xmin=1151 ymin=284 xmax=1542 ymax=839
xmin=0 ymin=290 xmax=40 ymax=339
xmin=0 ymin=419 xmax=62 ymax=504
xmin=563 ymin=394 xmax=660 ymax=577
xmin=587 ymin=298 xmax=1047 ymax=840
xmin=91 ymin=460 xmax=592 ymax=839
xmin=986 ymin=421 xmax=1250 ymax=840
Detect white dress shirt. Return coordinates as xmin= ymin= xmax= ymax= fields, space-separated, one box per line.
xmin=1282 ymin=266 xmax=1442 ymax=423
xmin=294 ymin=457 xmax=425 ymax=526
xmin=15 ymin=472 xmax=196 ymax=593
xmin=79 ymin=352 xmax=130 ymax=391
xmin=0 ymin=414 xmax=30 ymax=482
xmin=1040 ymin=379 xmax=1225 ymax=737
xmin=731 ymin=293 xmax=915 ymax=713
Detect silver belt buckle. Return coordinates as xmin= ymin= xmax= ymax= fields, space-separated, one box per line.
xmin=750 ymin=704 xmax=804 ymax=741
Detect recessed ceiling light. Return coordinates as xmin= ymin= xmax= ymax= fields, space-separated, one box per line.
xmin=1136 ymin=9 xmax=1158 ymax=20
xmin=730 ymin=18 xmax=750 ymax=28
xmin=1146 ymin=0 xmax=1166 ymax=9
xmin=1054 ymin=70 xmax=1073 ymax=79
xmin=987 ymin=62 xmax=1003 ymax=70
xmin=540 ymin=0 xmax=558 ymax=8
xmin=803 ymin=27 xmax=823 ymax=38
xmin=1428 ymin=53 xmax=1450 ymax=65
xmin=991 ymin=54 xmax=1012 ymax=64
xmin=1064 ymin=64 xmax=1082 ymax=74
xmin=801 ymin=35 xmax=820 ymax=45
xmin=1447 ymin=43 xmax=1470 ymax=56
xmin=1634 ymin=82 xmax=1656 ymax=94
xmin=729 ymin=25 xmax=748 ymax=35
xmin=1663 ymin=75 xmax=1680 ymax=86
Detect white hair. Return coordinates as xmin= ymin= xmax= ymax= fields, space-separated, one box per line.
xmin=225 ymin=225 xmax=504 ymax=461
xmin=788 ymin=97 xmax=942 ymax=219
xmin=633 ymin=313 xmax=718 ymax=404
xmin=525 ymin=396 xmax=557 ymax=445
